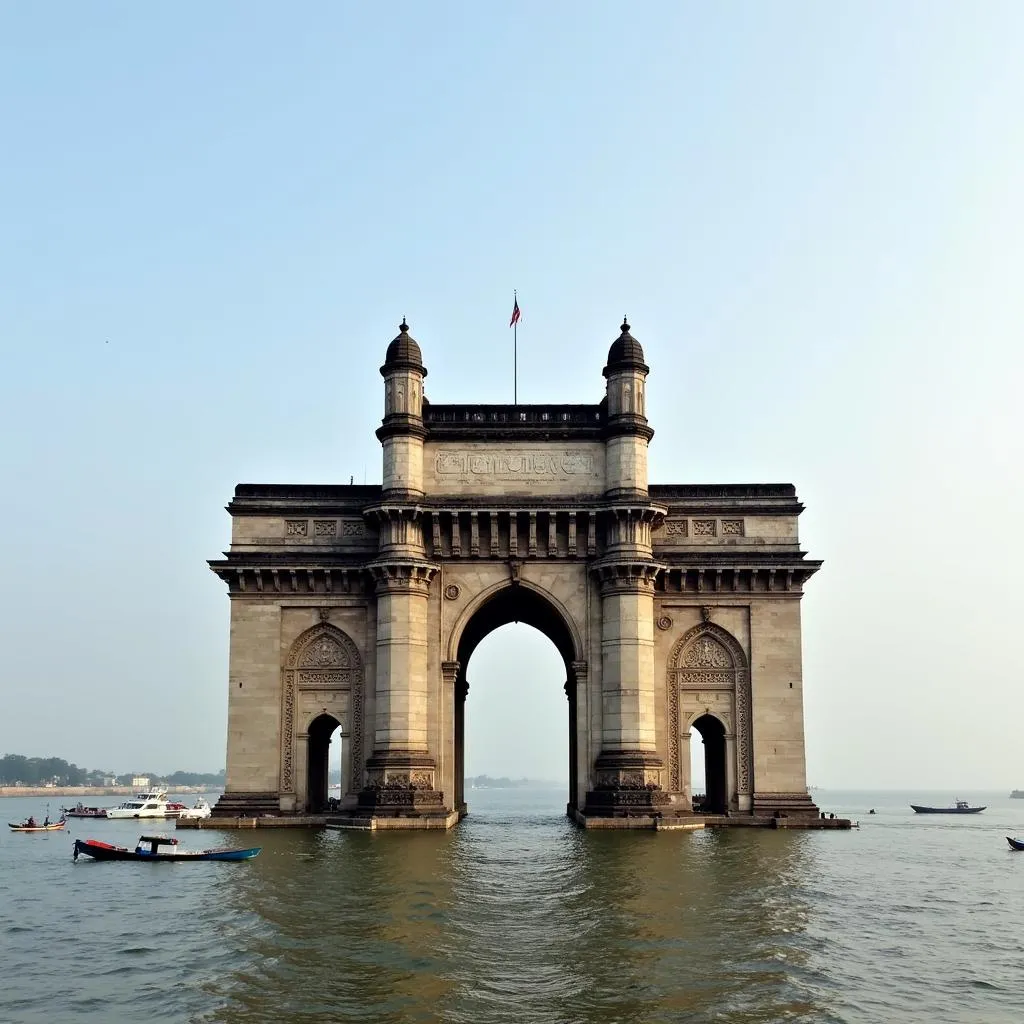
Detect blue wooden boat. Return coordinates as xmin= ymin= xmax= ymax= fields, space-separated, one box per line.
xmin=1007 ymin=837 xmax=1024 ymax=851
xmin=73 ymin=835 xmax=260 ymax=862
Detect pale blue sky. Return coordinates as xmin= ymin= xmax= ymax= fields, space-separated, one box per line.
xmin=2 ymin=3 xmax=1022 ymax=787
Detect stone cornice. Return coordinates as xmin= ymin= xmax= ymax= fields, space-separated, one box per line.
xmin=601 ymin=416 xmax=655 ymax=442
xmin=208 ymin=562 xmax=371 ymax=596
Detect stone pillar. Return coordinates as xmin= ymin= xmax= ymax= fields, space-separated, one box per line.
xmin=585 ymin=561 xmax=670 ymax=816
xmin=358 ymin=560 xmax=445 ymax=817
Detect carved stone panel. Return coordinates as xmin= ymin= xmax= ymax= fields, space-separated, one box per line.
xmin=667 ymin=622 xmax=751 ymax=798
xmin=281 ymin=624 xmax=364 ymax=795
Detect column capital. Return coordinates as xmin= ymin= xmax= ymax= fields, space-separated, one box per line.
xmin=366 ymin=558 xmax=438 ymax=594
xmin=589 ymin=558 xmax=664 ymax=593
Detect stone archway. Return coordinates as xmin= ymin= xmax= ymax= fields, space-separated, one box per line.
xmin=281 ymin=622 xmax=364 ymax=811
xmin=445 ymin=581 xmax=585 ymax=818
xmin=668 ymin=621 xmax=752 ymax=812
xmin=691 ymin=714 xmax=727 ymax=813
xmin=306 ymin=712 xmax=342 ymax=813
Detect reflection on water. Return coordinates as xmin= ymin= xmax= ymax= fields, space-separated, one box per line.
xmin=202 ymin=799 xmax=823 ymax=1024
xmin=2 ymin=789 xmax=1023 ymax=1023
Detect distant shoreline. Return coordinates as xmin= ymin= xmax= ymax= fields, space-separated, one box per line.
xmin=0 ymin=785 xmax=216 ymax=798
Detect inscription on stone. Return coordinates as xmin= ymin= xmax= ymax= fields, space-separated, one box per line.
xmin=435 ymin=450 xmax=595 ymax=479
xmin=341 ymin=520 xmax=367 ymax=537
xmin=286 ymin=520 xmax=308 ymax=537
xmin=314 ymin=520 xmax=337 ymax=537
xmin=722 ymin=519 xmax=744 ymax=536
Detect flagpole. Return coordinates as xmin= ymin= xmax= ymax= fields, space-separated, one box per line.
xmin=513 ymin=289 xmax=518 ymax=405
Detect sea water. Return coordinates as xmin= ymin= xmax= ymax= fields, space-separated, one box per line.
xmin=1 ymin=789 xmax=1022 ymax=1023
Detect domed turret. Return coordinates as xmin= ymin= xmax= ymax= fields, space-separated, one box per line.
xmin=602 ymin=316 xmax=652 ymax=498
xmin=378 ymin=318 xmax=427 ymax=497
xmin=603 ymin=319 xmax=648 ymax=377
xmin=381 ymin=319 xmax=427 ymax=377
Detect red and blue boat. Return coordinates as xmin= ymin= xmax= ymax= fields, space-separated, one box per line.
xmin=73 ymin=834 xmax=261 ymax=862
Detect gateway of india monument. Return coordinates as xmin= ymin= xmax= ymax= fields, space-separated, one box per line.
xmin=208 ymin=317 xmax=824 ymax=829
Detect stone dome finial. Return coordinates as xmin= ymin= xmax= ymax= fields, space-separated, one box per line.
xmin=381 ymin=316 xmax=427 ymax=377
xmin=604 ymin=316 xmax=647 ymax=374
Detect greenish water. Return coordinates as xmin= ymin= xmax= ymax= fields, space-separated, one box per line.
xmin=1 ymin=789 xmax=1023 ymax=1023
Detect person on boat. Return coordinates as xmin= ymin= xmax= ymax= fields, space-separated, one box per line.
xmin=26 ymin=816 xmax=36 ymax=827
xmin=43 ymin=815 xmax=50 ymax=826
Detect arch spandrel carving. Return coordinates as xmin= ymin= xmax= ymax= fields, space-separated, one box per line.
xmin=281 ymin=623 xmax=365 ymax=795
xmin=667 ymin=621 xmax=752 ymax=798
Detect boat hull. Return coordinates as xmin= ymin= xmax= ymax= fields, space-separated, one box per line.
xmin=910 ymin=805 xmax=985 ymax=814
xmin=1007 ymin=837 xmax=1024 ymax=851
xmin=9 ymin=821 xmax=67 ymax=832
xmin=73 ymin=839 xmax=260 ymax=862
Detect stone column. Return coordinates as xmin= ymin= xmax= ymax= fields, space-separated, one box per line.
xmin=358 ymin=559 xmax=445 ymax=816
xmin=585 ymin=560 xmax=670 ymax=816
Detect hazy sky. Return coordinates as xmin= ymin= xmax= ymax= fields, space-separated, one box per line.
xmin=2 ymin=3 xmax=1022 ymax=788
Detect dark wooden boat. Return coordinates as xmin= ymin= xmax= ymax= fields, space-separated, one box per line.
xmin=1006 ymin=837 xmax=1024 ymax=851
xmin=910 ymin=800 xmax=985 ymax=814
xmin=73 ymin=834 xmax=261 ymax=862
xmin=8 ymin=818 xmax=67 ymax=832
xmin=62 ymin=803 xmax=109 ymax=818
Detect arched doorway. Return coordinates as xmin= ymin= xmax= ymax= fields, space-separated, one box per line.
xmin=451 ymin=583 xmax=582 ymax=818
xmin=691 ymin=715 xmax=727 ymax=813
xmin=306 ymin=713 xmax=341 ymax=813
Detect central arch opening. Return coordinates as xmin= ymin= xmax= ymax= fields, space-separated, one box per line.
xmin=454 ymin=584 xmax=579 ymax=817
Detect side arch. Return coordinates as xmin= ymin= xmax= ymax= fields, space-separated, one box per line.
xmin=281 ymin=623 xmax=364 ymax=798
xmin=667 ymin=621 xmax=752 ymax=800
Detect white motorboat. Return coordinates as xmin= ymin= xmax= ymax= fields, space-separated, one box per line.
xmin=105 ymin=790 xmax=182 ymax=820
xmin=178 ymin=798 xmax=212 ymax=820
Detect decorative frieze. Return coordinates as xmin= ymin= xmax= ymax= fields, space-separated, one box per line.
xmin=286 ymin=519 xmax=308 ymax=537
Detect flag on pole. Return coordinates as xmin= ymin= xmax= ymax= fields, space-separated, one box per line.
xmin=509 ymin=296 xmax=521 ymax=327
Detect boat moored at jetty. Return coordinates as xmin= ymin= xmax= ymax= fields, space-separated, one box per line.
xmin=73 ymin=834 xmax=261 ymax=862
xmin=178 ymin=798 xmax=212 ymax=820
xmin=106 ymin=791 xmax=183 ymax=819
xmin=910 ymin=800 xmax=985 ymax=814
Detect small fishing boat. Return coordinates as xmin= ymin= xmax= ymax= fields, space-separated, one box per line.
xmin=9 ymin=817 xmax=67 ymax=832
xmin=73 ymin=834 xmax=261 ymax=862
xmin=1006 ymin=837 xmax=1024 ymax=851
xmin=62 ymin=803 xmax=109 ymax=819
xmin=910 ymin=800 xmax=985 ymax=814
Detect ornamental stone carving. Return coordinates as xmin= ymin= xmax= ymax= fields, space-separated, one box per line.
xmin=286 ymin=519 xmax=308 ymax=537
xmin=444 ymin=583 xmax=461 ymax=600
xmin=281 ymin=624 xmax=364 ymax=795
xmin=682 ymin=636 xmax=731 ymax=669
xmin=656 ymin=614 xmax=673 ymax=631
xmin=668 ymin=622 xmax=752 ymax=798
